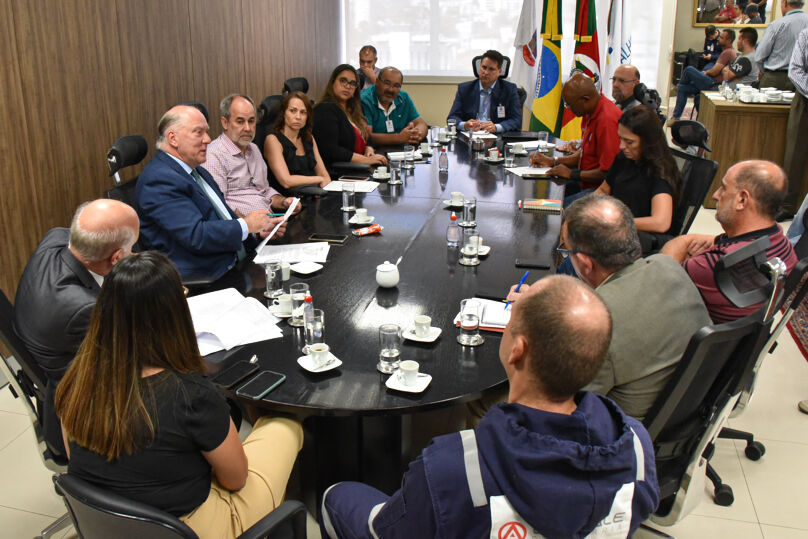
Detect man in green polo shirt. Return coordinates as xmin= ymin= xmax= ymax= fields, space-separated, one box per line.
xmin=361 ymin=66 xmax=427 ymax=145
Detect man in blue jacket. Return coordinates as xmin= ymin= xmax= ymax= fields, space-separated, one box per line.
xmin=136 ymin=105 xmax=286 ymax=280
xmin=448 ymin=49 xmax=522 ymax=133
xmin=320 ymin=275 xmax=660 ymax=539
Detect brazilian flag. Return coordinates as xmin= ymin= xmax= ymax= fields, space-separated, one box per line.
xmin=529 ymin=0 xmax=563 ymax=136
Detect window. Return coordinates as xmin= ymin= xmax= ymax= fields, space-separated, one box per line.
xmin=343 ymin=0 xmax=524 ymax=77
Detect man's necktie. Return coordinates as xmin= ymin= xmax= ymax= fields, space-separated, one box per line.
xmin=191 ymin=169 xmax=246 ymax=261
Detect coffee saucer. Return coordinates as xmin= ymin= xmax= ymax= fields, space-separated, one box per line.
xmin=403 ymin=326 xmax=442 ymax=343
xmin=297 ymin=353 xmax=342 ymax=373
xmin=290 ymin=261 xmax=323 ymax=275
xmin=442 ymin=200 xmax=464 ymax=208
xmin=511 ymin=150 xmax=529 ymax=156
xmin=461 ymin=245 xmax=490 ymax=257
xmin=484 ymin=156 xmax=504 ymax=164
xmin=386 ymin=370 xmax=432 ymax=393
xmin=268 ymin=305 xmax=292 ymax=318
xmin=349 ymin=215 xmax=375 ymax=225
xmin=372 ymin=173 xmax=391 ymax=180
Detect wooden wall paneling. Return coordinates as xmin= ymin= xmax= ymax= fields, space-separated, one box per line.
xmin=313 ymin=0 xmax=342 ymax=95
xmin=113 ymin=0 xmax=194 ymax=183
xmin=188 ymin=0 xmax=247 ymax=140
xmin=242 ymin=0 xmax=287 ymax=104
xmin=281 ymin=0 xmax=321 ymax=95
xmin=0 ymin=0 xmax=41 ymax=297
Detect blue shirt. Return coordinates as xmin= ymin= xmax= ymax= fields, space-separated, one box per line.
xmin=360 ymin=86 xmax=420 ymax=134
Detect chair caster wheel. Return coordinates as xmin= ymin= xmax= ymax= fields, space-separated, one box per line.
xmin=744 ymin=441 xmax=765 ymax=461
xmin=714 ymin=483 xmax=734 ymax=506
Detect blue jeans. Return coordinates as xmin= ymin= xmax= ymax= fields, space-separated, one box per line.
xmin=673 ymin=66 xmax=717 ymax=119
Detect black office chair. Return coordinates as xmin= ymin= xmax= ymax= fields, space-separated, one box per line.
xmin=670 ymin=120 xmax=712 ymax=156
xmin=282 ymin=77 xmax=309 ymax=95
xmin=641 ymin=302 xmax=772 ymax=528
xmin=516 ymin=86 xmax=527 ymax=109
xmin=54 ymin=473 xmax=307 ymax=539
xmin=0 ymin=290 xmax=71 ymax=538
xmin=176 ymin=100 xmax=210 ymax=122
xmin=794 ymin=209 xmax=808 ymax=259
xmin=104 ymin=135 xmax=151 ymax=252
xmin=471 ymin=55 xmax=511 ymax=79
xmin=255 ymin=94 xmax=284 ymax=158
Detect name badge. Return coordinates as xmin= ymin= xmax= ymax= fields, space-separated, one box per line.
xmin=497 ymin=105 xmax=505 ymax=118
xmin=386 ymin=119 xmax=394 ymax=133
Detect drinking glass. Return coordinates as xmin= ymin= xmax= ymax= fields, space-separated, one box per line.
xmin=537 ymin=131 xmax=549 ymax=154
xmin=341 ymin=181 xmax=356 ymax=212
xmin=377 ymin=323 xmax=402 ymax=373
xmin=459 ymin=227 xmax=480 ymax=266
xmin=430 ymin=126 xmax=440 ymax=146
xmin=403 ymin=145 xmax=415 ymax=169
xmin=459 ymin=196 xmax=477 ymax=227
xmin=302 ymin=308 xmax=325 ymax=354
xmin=263 ymin=261 xmax=283 ymax=298
xmin=503 ymin=145 xmax=514 ymax=167
xmin=457 ymin=299 xmax=484 ymax=346
xmin=447 ymin=118 xmax=457 ymax=137
xmin=289 ymin=283 xmax=310 ymax=327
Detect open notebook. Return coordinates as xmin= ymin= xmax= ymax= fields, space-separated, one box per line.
xmin=453 ymin=298 xmax=512 ymax=333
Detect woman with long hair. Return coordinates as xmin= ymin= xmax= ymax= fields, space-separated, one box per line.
xmin=594 ymin=105 xmax=681 ymax=236
xmin=264 ymin=90 xmax=331 ymax=195
xmin=313 ymin=64 xmax=387 ymax=168
xmin=55 ymin=252 xmax=302 ymax=538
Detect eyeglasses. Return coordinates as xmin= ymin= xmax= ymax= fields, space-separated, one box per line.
xmin=337 ymin=77 xmax=358 ymax=88
xmin=610 ymin=77 xmax=638 ymax=84
xmin=555 ymin=244 xmax=588 ymax=259
xmin=379 ymin=79 xmax=402 ymax=89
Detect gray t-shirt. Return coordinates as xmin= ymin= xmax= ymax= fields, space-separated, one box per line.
xmin=728 ymin=50 xmax=760 ymax=87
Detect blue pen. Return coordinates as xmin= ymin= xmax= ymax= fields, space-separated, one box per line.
xmin=504 ymin=271 xmax=530 ymax=310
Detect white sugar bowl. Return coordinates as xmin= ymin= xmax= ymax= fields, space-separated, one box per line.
xmin=376 ymin=260 xmax=400 ymax=288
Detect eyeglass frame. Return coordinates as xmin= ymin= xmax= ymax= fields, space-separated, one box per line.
xmin=610 ymin=77 xmax=638 ymax=84
xmin=555 ymin=243 xmax=590 ymax=259
xmin=378 ymin=78 xmax=403 ymax=89
xmin=337 ymin=76 xmax=359 ymax=88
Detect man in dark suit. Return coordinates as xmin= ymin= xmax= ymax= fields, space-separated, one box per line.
xmin=136 ymin=105 xmax=283 ymax=280
xmin=14 ymin=198 xmax=140 ymax=455
xmin=447 ymin=49 xmax=522 ymax=133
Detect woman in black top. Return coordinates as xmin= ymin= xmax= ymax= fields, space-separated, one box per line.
xmin=594 ymin=105 xmax=680 ymax=235
xmin=264 ymin=91 xmax=331 ymax=195
xmin=55 ymin=252 xmax=303 ymax=538
xmin=313 ymin=64 xmax=387 ymax=168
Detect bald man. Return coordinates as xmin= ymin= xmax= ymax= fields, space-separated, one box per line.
xmin=14 ymin=199 xmax=140 ymax=456
xmin=611 ymin=65 xmax=641 ymax=111
xmin=321 ymin=275 xmax=659 ymax=539
xmin=530 ymin=73 xmax=622 ymax=197
xmin=136 ymin=105 xmax=283 ymax=280
xmin=662 ymin=160 xmax=798 ymax=322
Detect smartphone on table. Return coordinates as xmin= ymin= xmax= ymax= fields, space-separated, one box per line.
xmin=235 ymin=370 xmax=286 ymax=400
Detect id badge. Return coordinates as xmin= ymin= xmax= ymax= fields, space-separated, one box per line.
xmin=497 ymin=105 xmax=505 ymax=118
xmin=386 ymin=119 xmax=394 ymax=133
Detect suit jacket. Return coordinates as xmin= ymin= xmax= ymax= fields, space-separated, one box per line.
xmin=136 ymin=150 xmax=254 ymax=280
xmin=447 ymin=79 xmax=522 ymax=132
xmin=14 ymin=227 xmax=99 ymax=456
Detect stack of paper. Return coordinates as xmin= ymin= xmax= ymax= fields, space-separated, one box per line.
xmin=253 ymin=242 xmax=330 ymax=265
xmin=467 ymin=132 xmax=498 ymax=140
xmin=505 ymin=166 xmax=551 ymax=178
xmin=453 ymin=298 xmax=512 ymax=332
xmin=323 ymin=180 xmax=379 ymax=193
xmin=187 ymin=288 xmax=283 ymax=355
xmin=386 ymin=151 xmax=423 ymax=161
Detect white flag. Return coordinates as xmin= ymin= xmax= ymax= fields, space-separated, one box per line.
xmin=605 ymin=0 xmax=631 ymax=100
xmin=511 ymin=0 xmax=542 ymax=111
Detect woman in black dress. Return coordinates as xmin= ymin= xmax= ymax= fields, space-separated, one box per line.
xmin=264 ymin=91 xmax=331 ymax=195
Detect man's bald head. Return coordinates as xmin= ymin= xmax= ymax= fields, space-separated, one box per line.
xmin=562 ymin=73 xmax=600 ymax=116
xmin=732 ymin=160 xmax=787 ymax=219
xmin=564 ymin=195 xmax=642 ymax=272
xmin=612 ymin=65 xmax=640 ymax=103
xmin=511 ymin=275 xmax=612 ymax=400
xmin=156 ymin=105 xmax=211 ymax=168
xmin=69 ymin=199 xmax=139 ymax=270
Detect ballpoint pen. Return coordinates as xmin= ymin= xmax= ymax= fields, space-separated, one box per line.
xmin=266 ymin=213 xmax=285 ymax=218
xmin=504 ymin=270 xmax=530 ymax=310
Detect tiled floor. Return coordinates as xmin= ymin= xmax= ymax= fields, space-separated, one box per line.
xmin=2 ymin=208 xmax=806 ymax=539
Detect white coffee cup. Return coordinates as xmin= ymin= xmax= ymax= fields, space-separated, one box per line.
xmin=272 ymin=294 xmax=292 ymax=313
xmin=488 ymin=148 xmax=499 ymax=160
xmin=309 ymin=343 xmax=331 ymax=368
xmin=281 ymin=262 xmax=291 ymax=281
xmin=375 ymin=166 xmax=387 ymax=176
xmin=399 ymin=360 xmax=419 ymax=386
xmin=355 ymin=208 xmax=368 ymax=220
xmin=513 ymin=143 xmax=524 ymax=153
xmin=419 ymin=142 xmax=429 ymax=153
xmin=450 ymin=191 xmax=464 ymax=205
xmin=414 ymin=315 xmax=431 ymax=337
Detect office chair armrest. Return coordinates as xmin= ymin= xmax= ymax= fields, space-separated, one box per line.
xmin=330 ymin=162 xmax=371 ymax=173
xmin=181 ymin=275 xmax=216 ymax=288
xmin=237 ymin=500 xmax=307 ymax=539
xmin=289 ymin=185 xmax=328 ymax=197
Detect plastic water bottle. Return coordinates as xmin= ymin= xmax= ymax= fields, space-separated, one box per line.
xmin=439 ymin=148 xmax=449 ymax=173
xmin=446 ymin=212 xmax=460 ymax=247
xmin=302 ymin=295 xmax=314 ymax=323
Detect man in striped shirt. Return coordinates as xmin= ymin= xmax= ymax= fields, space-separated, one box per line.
xmin=662 ymin=160 xmax=797 ymax=323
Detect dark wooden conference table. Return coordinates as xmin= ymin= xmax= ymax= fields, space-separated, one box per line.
xmin=203 ymin=135 xmax=565 ymax=493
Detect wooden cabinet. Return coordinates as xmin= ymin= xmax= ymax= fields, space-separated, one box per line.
xmin=698 ymin=92 xmax=790 ymax=208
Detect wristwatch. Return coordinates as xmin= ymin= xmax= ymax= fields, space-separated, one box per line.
xmin=554 ymin=157 xmax=558 ymax=166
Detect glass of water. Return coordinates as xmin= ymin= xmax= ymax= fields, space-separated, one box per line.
xmin=289 ymin=283 xmax=310 ymax=327
xmin=263 ymin=261 xmax=283 ymax=298
xmin=447 ymin=118 xmax=457 ymax=137
xmin=302 ymin=308 xmax=324 ymax=354
xmin=377 ymin=323 xmax=402 ymax=373
xmin=403 ymin=145 xmax=415 ymax=169
xmin=459 ymin=196 xmax=477 ymax=227
xmin=341 ymin=181 xmax=356 ymax=212
xmin=430 ymin=126 xmax=440 ymax=146
xmin=537 ymin=131 xmax=549 ymax=153
xmin=457 ymin=299 xmax=484 ymax=346
xmin=459 ymin=227 xmax=480 ymax=266
xmin=503 ymin=145 xmax=514 ymax=167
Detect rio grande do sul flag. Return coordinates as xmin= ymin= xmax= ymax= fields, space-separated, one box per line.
xmin=529 ymin=0 xmax=563 ymax=135
xmin=561 ymin=0 xmax=601 ymax=141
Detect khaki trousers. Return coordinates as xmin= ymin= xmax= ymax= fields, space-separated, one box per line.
xmin=759 ymin=71 xmax=796 ymax=92
xmin=180 ymin=416 xmax=304 ymax=539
